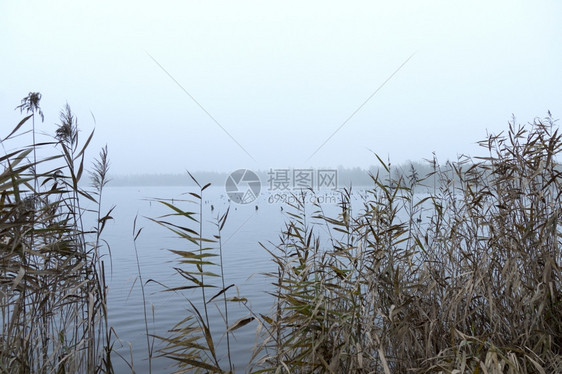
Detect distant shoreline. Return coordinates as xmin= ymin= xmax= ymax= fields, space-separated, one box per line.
xmin=107 ymin=162 xmax=443 ymax=189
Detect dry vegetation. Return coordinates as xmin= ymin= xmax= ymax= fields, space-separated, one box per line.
xmin=249 ymin=116 xmax=562 ymax=373
xmin=153 ymin=114 xmax=561 ymax=373
xmin=1 ymin=94 xmax=113 ymax=373
xmin=1 ymin=93 xmax=561 ymax=373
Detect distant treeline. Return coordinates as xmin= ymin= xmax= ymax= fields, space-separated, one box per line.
xmin=108 ymin=160 xmax=452 ymax=189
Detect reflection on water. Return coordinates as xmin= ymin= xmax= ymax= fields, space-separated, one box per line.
xmin=96 ymin=185 xmax=397 ymax=372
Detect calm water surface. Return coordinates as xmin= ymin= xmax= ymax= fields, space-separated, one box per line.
xmin=98 ymin=185 xmax=353 ymax=372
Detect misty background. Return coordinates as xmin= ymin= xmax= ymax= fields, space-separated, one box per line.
xmin=1 ymin=1 xmax=561 ymax=177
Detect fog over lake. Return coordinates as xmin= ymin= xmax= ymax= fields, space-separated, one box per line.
xmin=2 ymin=1 xmax=561 ymax=176
xmin=98 ymin=184 xmax=375 ymax=371
xmin=2 ymin=1 xmax=562 ymax=372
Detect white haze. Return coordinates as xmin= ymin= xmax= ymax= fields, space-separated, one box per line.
xmin=1 ymin=0 xmax=561 ymax=174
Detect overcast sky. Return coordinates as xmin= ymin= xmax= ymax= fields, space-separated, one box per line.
xmin=1 ymin=1 xmax=561 ymax=175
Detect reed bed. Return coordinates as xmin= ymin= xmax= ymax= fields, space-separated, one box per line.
xmin=2 ymin=93 xmax=560 ymax=373
xmin=155 ymin=114 xmax=560 ymax=373
xmin=1 ymin=94 xmax=113 ymax=373
xmin=249 ymin=115 xmax=562 ymax=373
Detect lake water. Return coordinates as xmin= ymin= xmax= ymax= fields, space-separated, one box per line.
xmin=97 ymin=185 xmax=357 ymax=373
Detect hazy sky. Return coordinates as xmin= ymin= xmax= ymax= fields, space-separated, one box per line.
xmin=1 ymin=1 xmax=561 ymax=175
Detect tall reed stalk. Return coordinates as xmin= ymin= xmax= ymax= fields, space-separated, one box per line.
xmin=251 ymin=114 xmax=561 ymax=373
xmin=150 ymin=175 xmax=253 ymax=373
xmin=1 ymin=95 xmax=114 ymax=373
